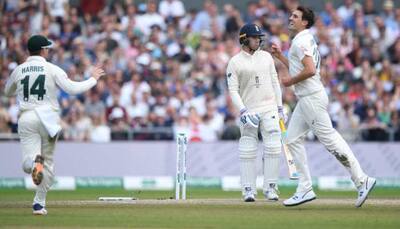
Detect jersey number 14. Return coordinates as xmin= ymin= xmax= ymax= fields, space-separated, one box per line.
xmin=21 ymin=75 xmax=46 ymax=101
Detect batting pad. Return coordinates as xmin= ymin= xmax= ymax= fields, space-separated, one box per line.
xmin=239 ymin=136 xmax=258 ymax=195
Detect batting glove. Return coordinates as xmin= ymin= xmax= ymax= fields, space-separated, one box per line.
xmin=240 ymin=108 xmax=260 ymax=129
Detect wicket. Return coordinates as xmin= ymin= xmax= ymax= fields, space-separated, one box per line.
xmin=175 ymin=133 xmax=188 ymax=200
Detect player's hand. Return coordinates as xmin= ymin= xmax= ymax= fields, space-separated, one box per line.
xmin=240 ymin=108 xmax=260 ymax=129
xmin=271 ymin=43 xmax=282 ymax=58
xmin=91 ymin=66 xmax=106 ymax=80
xmin=281 ymin=75 xmax=293 ymax=87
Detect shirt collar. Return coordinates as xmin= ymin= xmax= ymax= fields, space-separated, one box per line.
xmin=292 ymin=29 xmax=310 ymax=42
xmin=240 ymin=49 xmax=258 ymax=57
xmin=26 ymin=56 xmax=47 ymax=62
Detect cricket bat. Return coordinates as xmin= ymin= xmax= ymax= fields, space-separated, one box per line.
xmin=279 ymin=119 xmax=299 ymax=180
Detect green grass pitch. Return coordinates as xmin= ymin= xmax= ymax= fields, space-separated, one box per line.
xmin=0 ymin=187 xmax=399 ymax=228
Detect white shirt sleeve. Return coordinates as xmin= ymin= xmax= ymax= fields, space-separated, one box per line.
xmin=226 ymin=59 xmax=246 ymax=112
xmin=269 ymin=55 xmax=282 ymax=107
xmin=52 ymin=64 xmax=97 ymax=95
xmin=4 ymin=67 xmax=18 ymax=97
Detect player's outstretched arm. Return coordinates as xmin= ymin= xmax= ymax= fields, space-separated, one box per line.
xmin=91 ymin=65 xmax=106 ymax=81
xmin=271 ymin=43 xmax=289 ymax=69
xmin=54 ymin=65 xmax=106 ymax=95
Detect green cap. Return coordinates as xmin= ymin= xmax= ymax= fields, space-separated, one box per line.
xmin=27 ymin=35 xmax=52 ymax=52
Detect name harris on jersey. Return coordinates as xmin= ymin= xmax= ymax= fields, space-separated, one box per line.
xmin=21 ymin=66 xmax=45 ymax=74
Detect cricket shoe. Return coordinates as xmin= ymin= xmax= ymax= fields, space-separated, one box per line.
xmin=243 ymin=187 xmax=255 ymax=202
xmin=283 ymin=189 xmax=316 ymax=206
xmin=264 ymin=183 xmax=279 ymax=201
xmin=32 ymin=155 xmax=44 ymax=185
xmin=33 ymin=203 xmax=47 ymax=215
xmin=355 ymin=177 xmax=376 ymax=208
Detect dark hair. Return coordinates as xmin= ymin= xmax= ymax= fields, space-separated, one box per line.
xmin=297 ymin=6 xmax=315 ymax=29
xmin=29 ymin=50 xmax=41 ymax=56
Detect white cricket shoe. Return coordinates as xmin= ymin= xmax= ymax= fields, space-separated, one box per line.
xmin=283 ymin=189 xmax=316 ymax=206
xmin=264 ymin=183 xmax=279 ymax=201
xmin=355 ymin=177 xmax=376 ymax=208
xmin=33 ymin=203 xmax=47 ymax=215
xmin=243 ymin=187 xmax=255 ymax=202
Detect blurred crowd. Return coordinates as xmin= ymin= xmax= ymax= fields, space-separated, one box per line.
xmin=0 ymin=0 xmax=400 ymax=142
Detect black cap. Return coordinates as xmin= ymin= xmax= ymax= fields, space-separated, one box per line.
xmin=239 ymin=24 xmax=265 ymax=39
xmin=27 ymin=35 xmax=52 ymax=52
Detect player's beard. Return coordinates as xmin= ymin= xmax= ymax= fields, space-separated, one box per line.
xmin=288 ymin=22 xmax=303 ymax=38
xmin=288 ymin=21 xmax=298 ymax=35
xmin=288 ymin=27 xmax=298 ymax=39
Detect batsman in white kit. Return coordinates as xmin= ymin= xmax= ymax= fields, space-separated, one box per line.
xmin=4 ymin=35 xmax=105 ymax=215
xmin=271 ymin=6 xmax=376 ymax=207
xmin=227 ymin=24 xmax=285 ymax=202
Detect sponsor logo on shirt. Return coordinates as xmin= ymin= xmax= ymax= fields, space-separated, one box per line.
xmin=255 ymin=76 xmax=260 ymax=88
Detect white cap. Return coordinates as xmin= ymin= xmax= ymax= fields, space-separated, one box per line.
xmin=109 ymin=107 xmax=124 ymax=119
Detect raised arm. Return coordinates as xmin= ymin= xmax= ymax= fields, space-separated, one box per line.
xmin=54 ymin=65 xmax=105 ymax=95
xmin=271 ymin=43 xmax=289 ymax=69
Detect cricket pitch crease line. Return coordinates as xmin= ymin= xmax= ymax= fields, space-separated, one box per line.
xmin=1 ymin=199 xmax=400 ymax=207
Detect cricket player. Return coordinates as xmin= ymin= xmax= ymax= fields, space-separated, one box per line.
xmin=271 ymin=6 xmax=376 ymax=207
xmin=227 ymin=24 xmax=285 ymax=202
xmin=4 ymin=35 xmax=105 ymax=215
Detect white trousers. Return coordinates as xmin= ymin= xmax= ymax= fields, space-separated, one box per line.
xmin=286 ymin=90 xmax=367 ymax=192
xmin=18 ymin=110 xmax=57 ymax=206
xmin=239 ymin=110 xmax=281 ymax=194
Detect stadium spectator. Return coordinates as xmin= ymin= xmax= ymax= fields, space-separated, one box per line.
xmin=63 ymin=100 xmax=92 ymax=141
xmin=84 ymin=89 xmax=106 ymax=117
xmin=136 ymin=0 xmax=166 ymax=36
xmin=7 ymin=97 xmax=19 ymax=133
xmin=337 ymin=103 xmax=361 ymax=142
xmin=159 ymin=0 xmax=186 ymax=20
xmin=0 ymin=102 xmax=11 ymax=133
xmin=89 ymin=113 xmax=111 ymax=143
